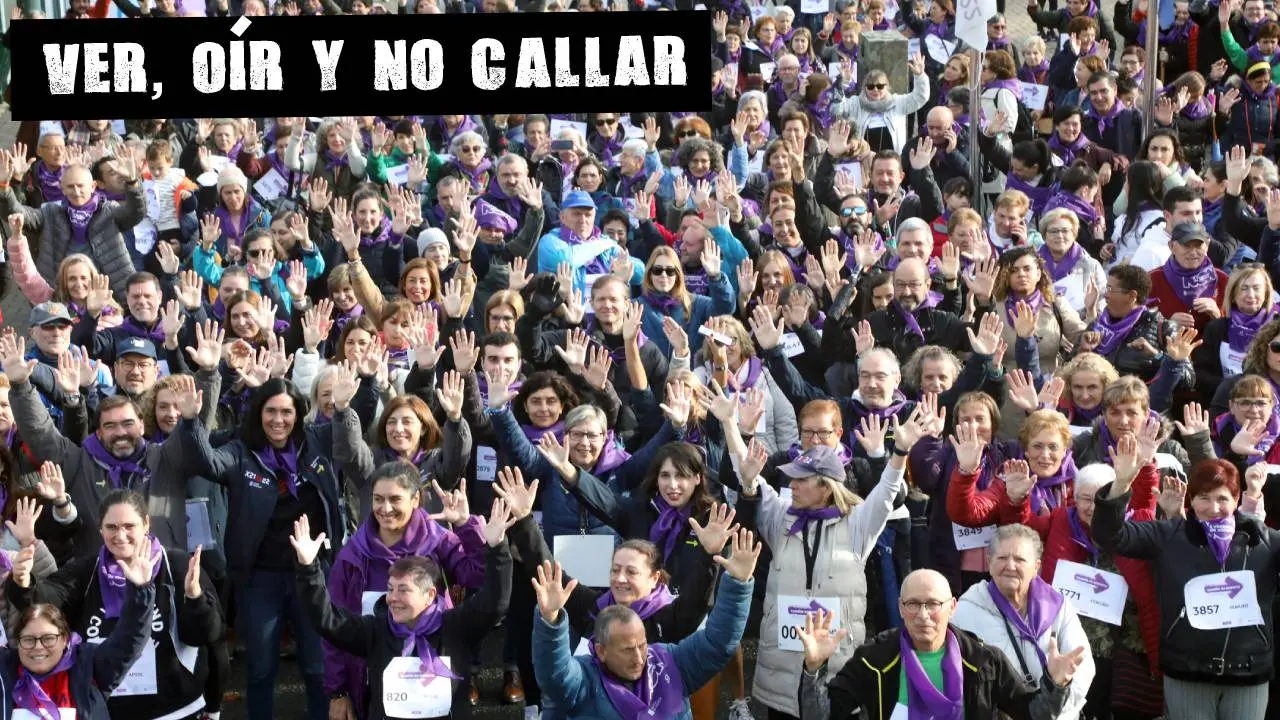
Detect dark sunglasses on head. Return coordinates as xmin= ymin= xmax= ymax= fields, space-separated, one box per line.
xmin=650 ymin=266 xmax=680 ymax=277
xmin=866 ymin=83 xmax=887 ymax=90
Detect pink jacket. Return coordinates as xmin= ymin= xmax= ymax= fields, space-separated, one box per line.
xmin=6 ymin=232 xmax=51 ymax=305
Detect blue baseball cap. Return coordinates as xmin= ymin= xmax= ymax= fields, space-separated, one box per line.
xmin=115 ymin=336 xmax=157 ymax=360
xmin=561 ymin=190 xmax=595 ymax=210
xmin=777 ymin=445 xmax=845 ymax=479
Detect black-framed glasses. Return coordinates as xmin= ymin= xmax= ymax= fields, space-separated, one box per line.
xmin=800 ymin=429 xmax=835 ymax=440
xmin=18 ymin=634 xmax=62 ymax=650
xmin=650 ymin=266 xmax=680 ymax=277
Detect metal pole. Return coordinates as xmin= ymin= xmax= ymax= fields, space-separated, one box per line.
xmin=968 ymin=47 xmax=985 ymax=216
xmin=1142 ymin=1 xmax=1160 ymax=135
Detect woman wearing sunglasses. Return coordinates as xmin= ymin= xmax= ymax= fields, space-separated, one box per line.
xmin=1193 ymin=265 xmax=1276 ymax=404
xmin=833 ymin=54 xmax=930 ymax=154
xmin=640 ymin=237 xmax=736 ymax=357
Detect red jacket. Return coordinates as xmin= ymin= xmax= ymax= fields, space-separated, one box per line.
xmin=946 ymin=467 xmax=1074 ymax=528
xmin=1147 ymin=265 xmax=1228 ymax=332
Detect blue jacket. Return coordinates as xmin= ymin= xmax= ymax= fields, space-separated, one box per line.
xmin=191 ymin=246 xmax=325 ymax=314
xmin=536 ymin=230 xmax=645 ymax=297
xmin=639 ymin=271 xmax=736 ymax=358
xmin=489 ymin=407 xmax=676 ymax=538
xmin=532 ymin=572 xmax=753 ymax=720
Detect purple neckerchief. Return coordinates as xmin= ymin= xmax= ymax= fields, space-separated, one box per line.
xmin=387 ymin=602 xmax=461 ymax=681
xmin=785 ymin=505 xmax=843 ymax=535
xmin=97 ymin=537 xmax=163 ymax=618
xmin=121 ymin=315 xmax=166 ymax=343
xmin=1060 ymin=0 xmax=1097 ymax=20
xmin=1005 ymin=174 xmax=1052 ymax=215
xmin=984 ymin=77 xmax=1023 ymax=101
xmin=720 ymin=356 xmax=763 ymax=392
xmin=1164 ymin=256 xmax=1218 ymax=309
xmin=260 ymin=443 xmax=300 ymax=497
xmin=757 ymin=35 xmax=785 ymax=60
xmin=616 ymin=171 xmax=646 ymax=201
xmin=594 ymin=431 xmax=632 ymax=475
xmin=387 ymin=345 xmax=411 ymax=371
xmin=1229 ymin=308 xmax=1274 ymax=352
xmin=559 ymin=225 xmax=611 ymax=274
xmin=807 ymin=87 xmax=836 ymax=131
xmin=1092 ymin=307 xmax=1145 ymax=356
xmin=34 ymin=160 xmax=65 ymax=202
xmin=591 ymin=128 xmax=626 ymax=168
xmin=213 ymin=139 xmax=245 ymax=162
xmin=215 ymin=203 xmax=252 ymax=252
xmin=591 ymin=643 xmax=686 ymax=720
xmin=769 ymin=78 xmax=795 ymax=110
xmin=83 ymin=433 xmax=150 ymax=489
xmin=65 ymin=194 xmax=101 ymax=248
xmin=96 ymin=189 xmax=125 ymax=203
xmin=438 ymin=115 xmax=478 ymax=147
xmin=14 ymin=634 xmax=83 ymax=720
xmin=1066 ymin=506 xmax=1099 ymax=563
xmin=360 ymin=216 xmax=395 ymax=249
xmin=209 ymin=298 xmax=226 ymax=323
xmin=900 ymin=628 xmax=963 ymax=720
xmin=320 ymin=149 xmax=349 ymax=174
xmin=475 ymin=374 xmax=523 ymax=403
xmin=1029 ymin=449 xmax=1077 ymax=515
xmin=924 ymin=18 xmax=951 ymax=38
xmin=1038 ymin=243 xmax=1082 ymax=283
xmin=1248 ymin=44 xmax=1280 ymax=65
xmin=0 ymin=547 xmax=10 ymax=574
xmin=485 ymin=176 xmax=526 ymax=222
xmin=936 ymin=80 xmax=956 ymax=107
xmin=788 ymin=442 xmax=855 ymax=466
xmin=1244 ymin=81 xmax=1279 ymax=106
xmin=1019 ymin=61 xmax=1050 ymax=84
xmin=1005 ymin=289 xmax=1044 ymax=327
xmin=451 ymin=156 xmax=493 ymax=193
xmin=1200 ymin=514 xmax=1236 ymax=566
xmin=642 ymin=290 xmax=681 ymax=313
xmin=987 ymin=577 xmax=1063 ymax=671
xmin=891 ymin=299 xmax=926 ymax=341
xmin=1069 ymin=403 xmax=1103 ymax=426
xmin=989 ymin=36 xmax=1012 ymax=51
xmin=1160 ymin=20 xmax=1193 ymax=44
xmin=1087 ymin=101 xmax=1125 ymax=136
xmin=333 ymin=304 xmax=365 ymax=335
xmin=1042 ymin=191 xmax=1099 ymax=226
xmin=649 ymin=498 xmax=693 ymax=563
xmin=521 ymin=421 xmax=564 ymax=445
xmin=594 ymin=583 xmax=675 ymax=622
xmin=348 ymin=508 xmax=446 ymax=576
xmin=1096 ymin=409 xmax=1161 ymax=462
xmin=1048 ymin=132 xmax=1090 ymax=166
xmin=1214 ymin=410 xmax=1280 ymax=459
xmin=267 ymin=149 xmax=303 ymax=186
xmin=1182 ymin=96 xmax=1214 ymax=120
xmin=850 ymin=390 xmax=908 ymax=423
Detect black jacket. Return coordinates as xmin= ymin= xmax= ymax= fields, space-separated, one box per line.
xmin=7 ymin=548 xmax=221 ymax=720
xmin=0 ymin=582 xmax=155 ymax=720
xmin=1094 ymin=483 xmax=1280 ymax=684
xmin=798 ymin=625 xmax=1070 ymax=719
xmin=1082 ymin=307 xmax=1172 ymax=382
xmin=866 ymin=304 xmax=972 ymax=366
xmin=296 ymin=541 xmax=512 ymax=720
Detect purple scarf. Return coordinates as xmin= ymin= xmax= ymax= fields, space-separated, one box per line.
xmin=333 ymin=304 xmax=365 ymax=335
xmin=1018 ymin=61 xmax=1049 ymax=84
xmin=14 ymin=634 xmax=83 ymax=719
xmin=591 ymin=128 xmax=626 ymax=168
xmin=984 ymin=77 xmax=1023 ymax=101
xmin=1088 ymin=101 xmax=1125 ymax=136
xmin=1029 ymin=449 xmax=1077 ymax=515
xmin=1048 ymin=133 xmax=1090 ymax=166
xmin=521 ymin=421 xmax=564 ymax=445
xmin=1038 ymin=243 xmax=1082 ymax=283
xmin=591 ymin=643 xmax=686 ymax=720
xmin=924 ymin=18 xmax=952 ymax=38
xmin=387 ymin=602 xmax=461 ymax=681
xmin=1092 ymin=307 xmax=1145 ymax=356
xmin=485 ymin=176 xmax=526 ymax=222
xmin=1248 ymin=44 xmax=1280 ymax=65
xmin=34 ymin=160 xmax=64 ymax=203
xmin=1161 ymin=20 xmax=1193 ymax=44
xmin=593 ymin=431 xmax=632 ymax=476
xmin=260 ymin=443 xmax=300 ymax=498
xmin=97 ymin=537 xmax=163 ymax=618
xmin=642 ymin=291 xmax=682 ymax=313
xmin=83 ymin=434 xmax=150 ymax=489
xmin=850 ymin=390 xmax=908 ymax=423
xmin=1066 ymin=506 xmax=1099 ymax=563
xmin=1183 ymin=94 xmax=1214 ymax=120
xmin=891 ymin=299 xmax=925 ymax=340
xmin=121 ymin=315 xmax=166 ymax=343
xmin=986 ymin=576 xmax=1063 ymax=671
xmin=1004 ymin=289 xmax=1044 ymax=327
xmin=1200 ymin=514 xmax=1236 ymax=567
xmin=559 ymin=225 xmax=611 ymax=274
xmin=1163 ymin=256 xmax=1218 ymax=308
xmin=347 ymin=508 xmax=445 ymax=572
xmin=1006 ymin=174 xmax=1052 ymax=216
xmin=451 ymin=156 xmax=493 ymax=193
xmin=900 ymin=629 xmax=963 ymax=720
xmin=650 ymin=497 xmax=693 ymax=563
xmin=320 ymin=149 xmax=349 ymax=174
xmin=1069 ymin=403 xmax=1103 ymax=426
xmin=594 ymin=583 xmax=676 ymax=622
xmin=360 ymin=216 xmax=395 ymax=249
xmin=1042 ymin=191 xmax=1099 ymax=225
xmin=683 ymin=267 xmax=709 ymax=296
xmin=214 ymin=203 xmax=252 ymax=252
xmin=438 ymin=115 xmax=478 ymax=146
xmin=785 ymin=505 xmax=843 ymax=535
xmin=64 ymin=194 xmax=101 ymax=248
xmin=1228 ymin=308 xmax=1274 ymax=352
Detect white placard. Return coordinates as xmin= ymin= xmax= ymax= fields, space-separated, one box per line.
xmin=111 ymin=120 xmax=127 ymax=136
xmin=205 ymin=155 xmax=231 ymax=172
xmin=749 ymin=2 xmax=765 ymax=20
xmin=132 ymin=220 xmax=157 ymax=256
xmin=1051 ymin=559 xmax=1129 ymax=626
xmin=1020 ymin=83 xmax=1049 ymax=111
xmin=475 ymin=446 xmax=498 ymax=482
xmin=13 ymin=711 xmax=76 ymax=720
xmin=253 ymin=167 xmax=289 ymax=201
xmin=955 ymin=0 xmax=995 ymax=50
xmin=698 ymin=325 xmax=735 ymax=346
xmin=835 ymin=162 xmax=863 ymax=189
xmin=907 ymin=38 xmax=921 ymax=58
xmin=624 ymin=124 xmax=646 ymax=140
xmin=554 ymin=534 xmax=614 ymax=587
xmin=1053 ymin=275 xmax=1085 ymax=315
xmin=38 ymin=120 xmax=66 ymax=137
xmin=1220 ymin=343 xmax=1246 ymax=377
xmin=90 ymin=637 xmax=157 ymax=696
xmin=362 ymin=591 xmax=385 ymax=616
xmin=186 ymin=498 xmax=215 ymax=552
xmin=781 ymin=332 xmax=805 ymax=358
xmin=952 ymin=523 xmax=994 ymax=551
xmin=776 ymin=594 xmax=841 ymax=651
xmin=760 ymin=62 xmax=777 ymax=82
xmin=1183 ymin=571 xmax=1264 ymax=630
xmin=800 ymin=0 xmax=826 ymax=12
xmin=385 ymin=164 xmax=411 ymax=187
xmin=747 ymin=151 xmax=765 ymax=176
xmin=924 ymin=36 xmax=957 ymax=65
xmin=382 ymin=656 xmax=452 ymax=717
xmin=550 ymin=119 xmax=589 ymax=140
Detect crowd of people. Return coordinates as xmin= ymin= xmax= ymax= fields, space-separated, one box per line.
xmin=0 ymin=0 xmax=1278 ymax=716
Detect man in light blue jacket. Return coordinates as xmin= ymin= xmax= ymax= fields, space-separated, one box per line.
xmin=536 ymin=190 xmax=644 ymax=296
xmin=531 ymin=528 xmax=761 ymax=719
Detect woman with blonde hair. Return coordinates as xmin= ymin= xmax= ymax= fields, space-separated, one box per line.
xmin=6 ymin=247 xmax=126 ymax=328
xmin=637 ymin=245 xmax=734 ymax=357
xmin=1037 ymin=207 xmax=1107 ymax=320
xmin=737 ymin=248 xmax=796 ymax=319
xmin=484 ymin=289 xmax=524 ymax=335
xmin=1054 ymin=352 xmax=1120 ymax=432
xmin=950 ymin=410 xmax=1079 ymax=527
xmin=1192 ymin=264 xmax=1276 ymax=403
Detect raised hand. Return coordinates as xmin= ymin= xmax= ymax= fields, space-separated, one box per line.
xmin=429 ymin=479 xmax=470 ymax=526
xmin=950 ymin=422 xmax=987 ymax=475
xmin=554 ymin=328 xmax=591 ymax=373
xmin=1232 ymin=419 xmax=1267 ymax=458
xmin=4 ymin=497 xmax=42 ymax=550
xmin=966 ymin=311 xmax=1005 ymax=357
xmin=1108 ymin=433 xmax=1142 ymax=489
xmin=184 ymin=319 xmax=225 ymax=372
xmin=1245 ymin=463 xmax=1269 ymax=500
xmin=330 ymin=360 xmax=360 ymax=412
xmin=288 ymin=515 xmax=327 ymax=566
xmin=854 ymin=414 xmax=888 ymax=456
xmin=536 ymin=432 xmax=576 ymax=482
xmin=1174 ymin=402 xmax=1211 ymax=437
xmin=1011 ymin=300 xmax=1037 ymax=339
xmin=1006 ymin=369 xmax=1041 ymax=412
xmin=1158 ymin=476 xmax=1187 ymax=519
xmin=892 ymin=406 xmax=930 ymax=454
xmin=54 ymin=351 xmax=79 ymax=395
xmin=86 ymin=272 xmax=113 ymax=317
xmin=1000 ymin=459 xmax=1035 ymax=504
xmin=1038 ymin=376 xmax=1065 ymax=411
xmin=661 ymin=315 xmax=690 ymax=357
xmin=493 ymin=467 xmax=539 ymax=520
xmin=749 ymin=303 xmax=784 ymax=350
xmin=451 ymin=329 xmax=479 ymax=375
xmin=1046 ymin=635 xmax=1087 ymax=688
xmin=156 ymin=239 xmax=181 ymax=275
xmin=185 ymin=546 xmax=204 ymax=599
xmin=531 ymin=560 xmax=579 ymax=623
xmin=435 ymin=370 xmax=465 ymax=422
xmin=10 ymin=546 xmax=34 ymax=589
xmin=798 ymin=608 xmax=849 ymax=672
xmin=583 ymin=345 xmax=613 ymax=391
xmin=689 ymin=503 xmax=739 ymax=554
xmin=738 ymin=438 xmax=769 ymax=495
xmin=659 ymin=381 xmax=692 ymax=428
xmin=711 ymin=528 xmax=762 ymax=582
xmin=119 ymin=536 xmax=158 ymax=587
xmin=853 ymin=319 xmax=875 ymax=356
xmin=0 ymin=334 xmax=36 ymax=385
xmin=1165 ymin=325 xmax=1203 ymax=363
xmin=478 ymin=499 xmax=518 ymax=547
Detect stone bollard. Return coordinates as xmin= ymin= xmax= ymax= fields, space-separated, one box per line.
xmin=858 ymin=30 xmax=910 ymax=98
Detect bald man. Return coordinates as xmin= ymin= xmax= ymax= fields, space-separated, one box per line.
xmin=798 ymin=569 xmax=1084 ymax=719
xmin=865 ymin=256 xmax=971 ymax=363
xmin=903 ymin=106 xmax=971 ymax=189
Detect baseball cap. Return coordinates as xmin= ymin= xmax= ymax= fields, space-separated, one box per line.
xmin=1170 ymin=222 xmax=1210 ymax=245
xmin=115 ymin=336 xmax=157 ymax=360
xmin=776 ymin=445 xmax=845 ymax=480
xmin=474 ymin=201 xmax=518 ymax=234
xmin=561 ymin=190 xmax=596 ymax=210
xmin=29 ymin=302 xmax=73 ymax=327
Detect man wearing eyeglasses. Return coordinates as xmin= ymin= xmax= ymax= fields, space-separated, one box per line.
xmin=1148 ymin=222 xmax=1228 ymax=332
xmin=798 ymin=568 xmax=1081 ymax=719
xmin=901 ymin=106 xmax=970 ymax=190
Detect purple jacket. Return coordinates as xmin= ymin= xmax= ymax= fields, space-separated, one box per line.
xmin=322 ymin=513 xmax=488 ymax=715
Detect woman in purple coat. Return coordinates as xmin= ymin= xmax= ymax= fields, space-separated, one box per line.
xmin=323 ymin=461 xmax=488 ymax=720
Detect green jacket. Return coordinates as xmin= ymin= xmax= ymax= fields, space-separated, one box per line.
xmin=1222 ymin=29 xmax=1280 ymax=84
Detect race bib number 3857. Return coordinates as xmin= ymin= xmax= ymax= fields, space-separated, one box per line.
xmin=1183 ymin=571 xmax=1264 ymax=630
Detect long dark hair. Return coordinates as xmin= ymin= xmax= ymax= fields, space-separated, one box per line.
xmin=638 ymin=443 xmax=713 ymax=518
xmin=242 ymin=379 xmax=309 ymax=451
xmin=1121 ymin=160 xmax=1165 ymax=235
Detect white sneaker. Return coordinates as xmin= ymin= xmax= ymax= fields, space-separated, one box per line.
xmin=728 ymin=697 xmax=754 ymax=720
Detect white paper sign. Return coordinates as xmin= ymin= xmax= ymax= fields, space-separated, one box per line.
xmin=924 ymin=36 xmax=958 ymax=65
xmin=1020 ymin=83 xmax=1049 ymax=111
xmin=38 ymin=120 xmax=66 ymax=137
xmin=781 ymin=332 xmax=805 ymax=358
xmin=835 ymin=162 xmax=863 ymax=189
xmin=13 ymin=711 xmax=76 ymax=720
xmin=475 ymin=446 xmax=498 ymax=482
xmin=907 ymin=38 xmax=921 ymax=59
xmin=776 ymin=594 xmax=841 ymax=651
xmin=554 ymin=534 xmax=614 ymax=587
xmin=362 ymin=591 xmax=386 ymax=616
xmin=205 ymin=155 xmax=231 ymax=172
xmin=385 ymin=164 xmax=411 ymax=187
xmin=747 ymin=150 xmax=765 ymax=175
xmin=253 ymin=167 xmax=290 ymax=201
xmin=1220 ymin=343 xmax=1246 ymax=377
xmin=759 ymin=62 xmax=777 ymax=82
xmin=624 ymin=124 xmax=645 ymax=140
xmin=1053 ymin=275 xmax=1086 ymax=316
xmin=90 ymin=637 xmax=157 ymax=696
xmin=185 ymin=498 xmax=215 ymax=552
xmin=1183 ymin=571 xmax=1264 ymax=630
xmin=800 ymin=0 xmax=826 ymax=13
xmin=952 ymin=523 xmax=994 ymax=551
xmin=550 ymin=119 xmax=589 ymax=140
xmin=382 ymin=656 xmax=453 ymax=717
xmin=1051 ymin=559 xmax=1129 ymax=626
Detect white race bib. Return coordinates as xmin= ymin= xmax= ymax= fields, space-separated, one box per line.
xmin=1220 ymin=343 xmax=1246 ymax=377
xmin=952 ymin=523 xmax=994 ymax=551
xmin=553 ymin=535 xmax=615 ymax=587
xmin=382 ymin=655 xmax=453 ymax=718
xmin=1051 ymin=559 xmax=1129 ymax=626
xmin=132 ymin=220 xmax=158 ymax=256
xmin=776 ymin=595 xmax=841 ymax=652
xmin=254 ymin=167 xmax=290 ymax=200
xmin=1053 ymin=274 xmax=1086 ymax=316
xmin=475 ymin=446 xmax=498 ymax=482
xmin=89 ymin=637 xmax=157 ymax=696
xmin=362 ymin=590 xmax=386 ymax=616
xmin=780 ymin=332 xmax=805 ymax=358
xmin=1183 ymin=571 xmax=1264 ymax=630
xmin=13 ymin=711 xmax=76 ymax=720
xmin=384 ymin=164 xmax=411 ymax=188
xmin=1020 ymin=82 xmax=1049 ymax=111
xmin=889 ymin=704 xmax=908 ymax=720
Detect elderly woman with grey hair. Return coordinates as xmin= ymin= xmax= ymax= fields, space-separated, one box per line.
xmin=285 ymin=116 xmax=368 ymax=199
xmin=832 ymin=54 xmax=931 ymax=154
xmin=606 ymin=138 xmax=662 ymax=204
xmin=446 ymin=129 xmax=492 ymax=193
xmin=951 ymin=523 xmax=1096 ymax=719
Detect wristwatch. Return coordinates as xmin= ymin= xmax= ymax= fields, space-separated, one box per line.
xmin=64 ymin=393 xmax=83 ymax=407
